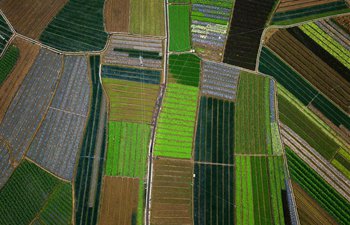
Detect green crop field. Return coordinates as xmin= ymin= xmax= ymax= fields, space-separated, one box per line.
xmin=40 ymin=0 xmax=108 ymax=51
xmin=169 ymin=53 xmax=201 ymax=87
xmin=0 ymin=160 xmax=72 ymax=225
xmin=286 ymin=147 xmax=350 ymax=225
xmin=169 ymin=5 xmax=191 ymax=52
xmin=0 ymin=45 xmax=19 ymax=85
xmin=154 ymin=83 xmax=199 ymax=159
xmin=130 ymin=0 xmax=165 ymax=36
xmin=105 ymin=121 xmax=150 ymax=178
xmin=192 ymin=0 xmax=233 ymax=8
xmin=235 ymin=72 xmax=271 ymax=154
xmin=0 ymin=14 xmax=13 ymax=55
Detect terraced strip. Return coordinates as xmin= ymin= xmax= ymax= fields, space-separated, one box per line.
xmin=286 ymin=148 xmax=350 ymax=225
xmin=259 ymin=47 xmax=350 ymax=130
xmin=151 ymin=158 xmax=193 ymax=225
xmin=194 ymin=163 xmax=234 ymax=225
xmin=315 ymin=20 xmax=350 ymax=51
xmin=102 ymin=65 xmax=161 ymax=85
xmin=40 ymin=0 xmax=108 ymax=51
xmin=272 ymin=1 xmax=350 ymax=25
xmin=169 ymin=5 xmax=191 ymax=52
xmin=194 ymin=97 xmax=234 ymax=164
xmin=105 ymin=121 xmax=150 ymax=178
xmin=281 ymin=123 xmax=350 ymax=201
xmin=201 ymin=61 xmax=239 ymax=101
xmin=276 ymin=0 xmax=340 ymax=12
xmin=103 ymin=78 xmax=159 ymax=123
xmin=169 ymin=53 xmax=201 ymax=87
xmin=0 ymin=49 xmax=62 ymax=187
xmin=154 ymin=83 xmax=198 ymax=159
xmin=300 ymin=22 xmax=350 ymax=69
xmin=235 ymin=72 xmax=271 ymax=154
xmin=0 ymin=14 xmax=13 ymax=55
xmin=0 ymin=45 xmax=19 ymax=85
xmin=103 ymin=34 xmax=163 ymax=69
xmin=332 ymin=149 xmax=350 ymax=179
xmin=0 ymin=160 xmax=72 ymax=225
xmin=75 ymin=56 xmax=107 ymax=225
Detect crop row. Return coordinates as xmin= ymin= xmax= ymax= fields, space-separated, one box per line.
xmin=0 ymin=45 xmax=19 ymax=85
xmin=0 ymin=49 xmax=61 ymax=186
xmin=169 ymin=53 xmax=201 ymax=87
xmin=275 ymin=0 xmax=339 ymax=13
xmin=0 ymin=14 xmax=13 ymax=55
xmin=315 ymin=20 xmax=350 ymax=51
xmin=105 ymin=121 xmax=150 ymax=178
xmin=154 ymin=83 xmax=198 ymax=159
xmin=40 ymin=0 xmax=108 ymax=51
xmin=194 ymin=163 xmax=234 ymax=225
xmin=259 ymin=47 xmax=350 ymax=130
xmin=224 ymin=0 xmax=275 ymax=70
xmin=194 ymin=97 xmax=234 ymax=164
xmin=235 ymin=72 xmax=271 ymax=154
xmin=286 ymin=148 xmax=350 ymax=225
xmin=201 ymin=61 xmax=239 ymax=100
xmin=192 ymin=0 xmax=233 ymax=8
xmin=103 ymin=34 xmax=163 ymax=68
xmin=270 ymin=80 xmax=276 ymax=122
xmin=74 ymin=56 xmax=107 ymax=225
xmin=103 ymin=78 xmax=159 ymax=123
xmin=0 ymin=160 xmax=72 ymax=225
xmin=332 ymin=149 xmax=350 ymax=180
xmin=300 ymin=22 xmax=350 ymax=69
xmin=272 ymin=1 xmax=350 ymax=25
xmin=102 ymin=65 xmax=161 ymax=85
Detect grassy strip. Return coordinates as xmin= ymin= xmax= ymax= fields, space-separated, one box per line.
xmin=331 ymin=159 xmax=350 ymax=179
xmin=192 ymin=0 xmax=233 ymax=8
xmin=169 ymin=5 xmax=191 ymax=52
xmin=0 ymin=45 xmax=19 ymax=85
xmin=271 ymin=122 xmax=283 ymax=155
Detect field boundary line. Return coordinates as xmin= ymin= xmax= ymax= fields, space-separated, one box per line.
xmin=49 ymin=106 xmax=87 ymax=118
xmin=194 ymin=161 xmax=234 ymax=167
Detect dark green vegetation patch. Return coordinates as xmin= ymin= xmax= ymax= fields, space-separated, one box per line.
xmin=193 ymin=163 xmax=234 ymax=225
xmin=194 ymin=97 xmax=234 ymax=164
xmin=40 ymin=0 xmax=108 ymax=51
xmin=102 ymin=65 xmax=161 ymax=84
xmin=0 ymin=45 xmax=18 ymax=85
xmin=286 ymin=148 xmax=350 ymax=225
xmin=0 ymin=14 xmax=13 ymax=55
xmin=169 ymin=53 xmax=201 ymax=87
xmin=0 ymin=160 xmax=72 ymax=225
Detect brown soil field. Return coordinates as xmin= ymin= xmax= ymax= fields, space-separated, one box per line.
xmin=194 ymin=43 xmax=223 ymax=62
xmin=276 ymin=0 xmax=339 ymax=12
xmin=104 ymin=0 xmax=130 ymax=33
xmin=0 ymin=37 xmax=40 ymax=122
xmin=333 ymin=15 xmax=350 ymax=33
xmin=103 ymin=79 xmax=160 ymax=123
xmin=292 ymin=181 xmax=339 ymax=225
xmin=0 ymin=0 xmax=68 ymax=39
xmin=266 ymin=29 xmax=350 ymax=113
xmin=151 ymin=158 xmax=193 ymax=225
xmin=99 ymin=176 xmax=139 ymax=225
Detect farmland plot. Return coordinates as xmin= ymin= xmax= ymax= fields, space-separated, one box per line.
xmin=105 ymin=121 xmax=151 ymax=178
xmin=75 ymin=56 xmax=107 ymax=225
xmin=154 ymin=83 xmax=199 ymax=159
xmin=315 ymin=20 xmax=350 ymax=51
xmin=169 ymin=5 xmax=191 ymax=52
xmin=103 ymin=78 xmax=159 ymax=123
xmin=40 ymin=0 xmax=108 ymax=51
xmin=0 ymin=38 xmax=40 ymax=122
xmin=104 ymin=0 xmax=130 ymax=32
xmin=201 ymin=61 xmax=239 ymax=101
xmin=0 ymin=45 xmax=19 ymax=85
xmin=103 ymin=34 xmax=163 ymax=69
xmin=193 ymin=163 xmax=234 ymax=225
xmin=266 ymin=29 xmax=350 ymax=113
xmin=235 ymin=72 xmax=271 ymax=154
xmin=286 ymin=148 xmax=350 ymax=225
xmin=333 ymin=14 xmax=350 ymax=32
xmin=194 ymin=97 xmax=234 ymax=164
xmin=151 ymin=158 xmax=193 ymax=225
xmin=102 ymin=65 xmax=161 ymax=84
xmin=0 ymin=160 xmax=72 ymax=225
xmin=0 ymin=0 xmax=67 ymax=39
xmin=191 ymin=1 xmax=234 ymax=61
xmin=223 ymin=0 xmax=275 ymax=70
xmin=272 ymin=1 xmax=350 ymax=25
xmin=99 ymin=177 xmax=139 ymax=225
xmin=0 ymin=48 xmax=62 ymax=187
xmin=168 ymin=53 xmax=201 ymax=87
xmin=130 ymin=0 xmax=165 ymax=36
xmin=0 ymin=14 xmax=13 ymax=55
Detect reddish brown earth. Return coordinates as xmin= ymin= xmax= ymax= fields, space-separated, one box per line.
xmin=104 ymin=0 xmax=130 ymax=33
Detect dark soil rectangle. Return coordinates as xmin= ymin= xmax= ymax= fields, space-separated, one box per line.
xmin=223 ymin=0 xmax=276 ymax=70
xmin=194 ymin=97 xmax=234 ymax=164
xmin=193 ymin=163 xmax=234 ymax=225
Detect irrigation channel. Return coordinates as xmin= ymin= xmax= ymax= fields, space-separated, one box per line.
xmin=144 ymin=0 xmax=170 ymax=224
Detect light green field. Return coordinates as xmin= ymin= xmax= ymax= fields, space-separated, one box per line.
xmin=169 ymin=5 xmax=191 ymax=52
